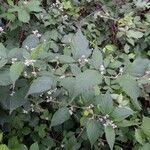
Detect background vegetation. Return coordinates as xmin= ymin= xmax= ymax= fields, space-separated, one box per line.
xmin=0 ymin=0 xmax=150 ymax=149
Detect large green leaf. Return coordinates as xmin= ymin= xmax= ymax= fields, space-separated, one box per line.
xmin=71 ymin=29 xmax=91 ymax=60
xmin=111 ymin=107 xmax=134 ymax=121
xmin=10 ymin=62 xmax=24 ymax=85
xmin=75 ymin=70 xmax=102 ymax=96
xmin=22 ymin=34 xmax=39 ymax=50
xmin=117 ymin=74 xmax=141 ymax=110
xmin=51 ymin=107 xmax=70 ymax=127
xmin=27 ymin=0 xmax=41 ymax=12
xmin=27 ymin=76 xmax=56 ymax=96
xmin=0 ymin=144 xmax=9 ymax=150
xmin=141 ymin=117 xmax=150 ymax=137
xmin=126 ymin=57 xmax=149 ymax=77
xmin=105 ymin=126 xmax=115 ymax=150
xmin=95 ymin=92 xmax=114 ymax=114
xmin=29 ymin=142 xmax=39 ymax=150
xmin=18 ymin=9 xmax=30 ymax=23
xmin=0 ymin=43 xmax=7 ymax=69
xmin=126 ymin=30 xmax=144 ymax=39
xmin=1 ymin=87 xmax=28 ymax=113
xmin=0 ymin=68 xmax=12 ymax=86
xmin=90 ymin=48 xmax=103 ymax=70
xmin=86 ymin=119 xmax=103 ymax=146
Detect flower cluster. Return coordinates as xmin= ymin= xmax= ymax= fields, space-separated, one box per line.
xmin=0 ymin=27 xmax=4 ymax=32
xmin=99 ymin=114 xmax=117 ymax=129
xmin=100 ymin=64 xmax=105 ymax=75
xmin=50 ymin=0 xmax=63 ymax=11
xmin=32 ymin=30 xmax=41 ymax=38
xmin=78 ymin=55 xmax=88 ymax=65
xmin=11 ymin=58 xmax=18 ymax=64
xmin=24 ymin=59 xmax=36 ymax=66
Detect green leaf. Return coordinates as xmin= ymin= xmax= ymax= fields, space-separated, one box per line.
xmin=111 ymin=107 xmax=134 ymax=122
xmin=105 ymin=126 xmax=115 ymax=150
xmin=60 ymin=77 xmax=75 ymax=97
xmin=58 ymin=55 xmax=75 ymax=64
xmin=1 ymin=87 xmax=28 ymax=113
xmin=71 ymin=29 xmax=91 ymax=60
xmin=18 ymin=9 xmax=30 ymax=23
xmin=141 ymin=143 xmax=150 ymax=150
xmin=90 ymin=48 xmax=103 ymax=70
xmin=95 ymin=92 xmax=114 ymax=114
xmin=27 ymin=76 xmax=56 ymax=96
xmin=117 ymin=74 xmax=141 ymax=110
xmin=27 ymin=0 xmax=41 ymax=12
xmin=10 ymin=62 xmax=24 ymax=85
xmin=0 ymin=68 xmax=12 ymax=86
xmin=22 ymin=34 xmax=39 ymax=50
xmin=141 ymin=117 xmax=150 ymax=137
xmin=135 ymin=129 xmax=145 ymax=144
xmin=51 ymin=107 xmax=70 ymax=127
xmin=126 ymin=30 xmax=144 ymax=39
xmin=29 ymin=142 xmax=39 ymax=150
xmin=126 ymin=57 xmax=149 ymax=77
xmin=30 ymin=44 xmax=44 ymax=59
xmin=0 ymin=144 xmax=9 ymax=150
xmin=0 ymin=43 xmax=7 ymax=69
xmin=86 ymin=119 xmax=103 ymax=146
xmin=75 ymin=70 xmax=102 ymax=96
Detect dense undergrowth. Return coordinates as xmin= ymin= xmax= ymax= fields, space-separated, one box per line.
xmin=0 ymin=0 xmax=150 ymax=149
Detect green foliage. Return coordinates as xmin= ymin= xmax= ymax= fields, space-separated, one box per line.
xmin=0 ymin=0 xmax=150 ymax=149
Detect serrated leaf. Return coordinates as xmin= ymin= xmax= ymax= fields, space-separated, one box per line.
xmin=126 ymin=57 xmax=149 ymax=77
xmin=0 ymin=68 xmax=12 ymax=86
xmin=1 ymin=87 xmax=28 ymax=113
xmin=135 ymin=129 xmax=145 ymax=144
xmin=29 ymin=142 xmax=39 ymax=150
xmin=105 ymin=126 xmax=115 ymax=150
xmin=111 ymin=107 xmax=134 ymax=121
xmin=58 ymin=55 xmax=75 ymax=64
xmin=27 ymin=76 xmax=56 ymax=96
xmin=141 ymin=117 xmax=150 ymax=137
xmin=126 ymin=30 xmax=144 ymax=39
xmin=51 ymin=107 xmax=70 ymax=127
xmin=60 ymin=77 xmax=75 ymax=97
xmin=0 ymin=43 xmax=7 ymax=69
xmin=27 ymin=0 xmax=41 ymax=12
xmin=117 ymin=74 xmax=141 ymax=110
xmin=75 ymin=70 xmax=102 ymax=96
xmin=71 ymin=29 xmax=91 ymax=60
xmin=22 ymin=34 xmax=39 ymax=50
xmin=86 ymin=119 xmax=103 ymax=146
xmin=0 ymin=144 xmax=9 ymax=150
xmin=30 ymin=44 xmax=44 ymax=59
xmin=18 ymin=9 xmax=30 ymax=23
xmin=10 ymin=62 xmax=24 ymax=84
xmin=95 ymin=92 xmax=114 ymax=114
xmin=90 ymin=48 xmax=103 ymax=70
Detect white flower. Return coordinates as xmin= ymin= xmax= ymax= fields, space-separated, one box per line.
xmin=32 ymin=71 xmax=37 ymax=77
xmin=11 ymin=58 xmax=17 ymax=64
xmin=0 ymin=27 xmax=4 ymax=32
xmin=24 ymin=71 xmax=28 ymax=77
xmin=119 ymin=67 xmax=124 ymax=74
xmin=10 ymin=91 xmax=15 ymax=96
xmin=24 ymin=59 xmax=36 ymax=66
xmin=69 ymin=109 xmax=73 ymax=115
xmin=25 ymin=45 xmax=29 ymax=50
xmin=47 ymin=90 xmax=52 ymax=95
xmin=59 ymin=75 xmax=65 ymax=79
xmin=23 ymin=109 xmax=28 ymax=114
xmin=24 ymin=1 xmax=28 ymax=5
xmin=32 ymin=30 xmax=38 ymax=35
xmin=37 ymin=33 xmax=41 ymax=38
xmin=100 ymin=65 xmax=105 ymax=71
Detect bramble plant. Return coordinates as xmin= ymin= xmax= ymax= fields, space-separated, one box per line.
xmin=0 ymin=0 xmax=150 ymax=149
